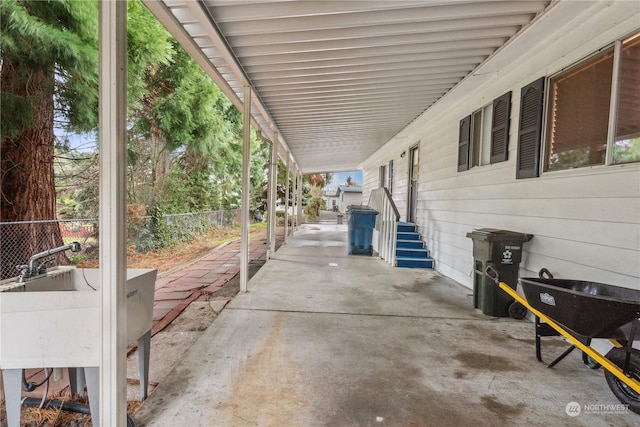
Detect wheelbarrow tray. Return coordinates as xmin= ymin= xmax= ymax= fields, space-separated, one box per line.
xmin=519 ymin=277 xmax=640 ymax=338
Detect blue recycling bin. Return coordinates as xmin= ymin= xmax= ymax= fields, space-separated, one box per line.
xmin=347 ymin=205 xmax=378 ymax=255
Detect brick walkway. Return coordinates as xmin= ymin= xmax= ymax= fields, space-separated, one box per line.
xmin=148 ymin=225 xmax=285 ymax=338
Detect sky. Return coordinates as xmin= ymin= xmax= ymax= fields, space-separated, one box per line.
xmin=327 ymin=170 xmax=362 ymax=190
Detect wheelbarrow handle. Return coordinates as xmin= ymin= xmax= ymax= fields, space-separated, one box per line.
xmin=538 ymin=268 xmax=554 ymax=279
xmin=484 ymin=265 xmax=500 ymax=284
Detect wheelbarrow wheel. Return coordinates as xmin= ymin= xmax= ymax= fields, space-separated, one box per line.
xmin=604 ymin=347 xmax=640 ymax=414
xmin=508 ymin=301 xmax=528 ymax=320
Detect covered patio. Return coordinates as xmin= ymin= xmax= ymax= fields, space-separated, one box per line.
xmin=133 ymin=223 xmax=637 ymax=426
xmin=22 ymin=1 xmax=636 ymax=425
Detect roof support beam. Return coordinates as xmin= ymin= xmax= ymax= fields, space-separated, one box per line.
xmin=284 ymin=153 xmax=290 ymax=242
xmin=98 ymin=1 xmax=127 ymax=425
xmin=267 ymin=131 xmax=278 ymax=259
xmin=240 ymin=84 xmax=251 ymax=293
xmin=296 ymin=172 xmax=303 ymax=231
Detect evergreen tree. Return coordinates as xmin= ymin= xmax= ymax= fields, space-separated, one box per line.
xmin=0 ymin=0 xmax=99 ymax=278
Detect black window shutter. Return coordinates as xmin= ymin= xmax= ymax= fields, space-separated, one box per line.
xmin=490 ymin=91 xmax=512 ymax=164
xmin=516 ymin=77 xmax=545 ymax=179
xmin=457 ymin=115 xmax=471 ymax=172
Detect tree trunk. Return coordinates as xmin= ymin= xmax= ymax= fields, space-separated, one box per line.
xmin=1 ymin=60 xmax=65 ymax=279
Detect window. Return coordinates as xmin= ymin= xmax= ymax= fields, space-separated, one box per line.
xmin=544 ymin=32 xmax=640 ymax=171
xmin=458 ymin=92 xmax=511 ymax=171
xmin=613 ymin=33 xmax=640 ymax=164
xmin=470 ymin=104 xmax=494 ymax=167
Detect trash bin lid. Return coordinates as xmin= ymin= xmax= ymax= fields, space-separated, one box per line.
xmin=466 ymin=228 xmax=533 ymax=242
xmin=347 ymin=205 xmax=378 ymax=215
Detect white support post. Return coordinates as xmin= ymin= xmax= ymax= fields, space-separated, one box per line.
xmin=284 ymin=154 xmax=290 ymax=241
xmin=296 ymin=172 xmax=302 ymax=229
xmin=265 ymin=140 xmax=273 ymax=259
xmin=291 ymin=168 xmax=297 ymax=230
xmin=99 ymin=1 xmax=127 ymax=425
xmin=240 ymin=85 xmax=251 ymax=293
xmin=267 ymin=133 xmax=278 ymax=259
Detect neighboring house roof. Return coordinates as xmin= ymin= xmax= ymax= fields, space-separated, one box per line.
xmin=337 ymin=185 xmax=363 ymax=195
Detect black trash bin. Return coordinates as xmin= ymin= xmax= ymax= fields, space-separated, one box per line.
xmin=347 ymin=205 xmax=378 ymax=255
xmin=466 ymin=228 xmax=533 ymax=317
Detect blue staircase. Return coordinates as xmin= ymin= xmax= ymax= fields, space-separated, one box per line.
xmin=396 ymin=222 xmax=434 ymax=269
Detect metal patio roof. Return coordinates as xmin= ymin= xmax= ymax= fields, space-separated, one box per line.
xmin=143 ymin=0 xmax=551 ymax=174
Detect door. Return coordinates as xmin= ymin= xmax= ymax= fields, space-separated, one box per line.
xmin=408 ymin=145 xmax=419 ymax=223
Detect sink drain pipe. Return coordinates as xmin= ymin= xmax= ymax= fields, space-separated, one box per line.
xmin=21 ymin=397 xmax=136 ymax=427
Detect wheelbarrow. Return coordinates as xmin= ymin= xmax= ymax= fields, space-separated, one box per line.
xmin=485 ymin=265 xmax=640 ymax=414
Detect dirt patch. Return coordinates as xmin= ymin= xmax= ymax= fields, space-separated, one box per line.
xmin=205 ymin=260 xmax=265 ymax=300
xmin=454 ymin=351 xmax=523 ymax=372
xmin=215 ymin=313 xmax=308 ymax=425
xmin=77 ymin=224 xmax=266 ymax=275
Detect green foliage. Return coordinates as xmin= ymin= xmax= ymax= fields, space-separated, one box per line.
xmin=1 ymin=0 xmax=99 ymax=140
xmin=307 ymin=196 xmax=325 ymax=219
xmin=145 ymin=205 xmax=174 ymax=251
xmin=159 ymin=160 xmax=217 ymax=213
xmin=54 ymin=148 xmax=99 ymax=218
xmin=126 ymin=0 xmax=173 ymax=106
xmin=613 ymin=137 xmax=640 ymax=164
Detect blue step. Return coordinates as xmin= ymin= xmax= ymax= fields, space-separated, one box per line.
xmin=397 ymin=222 xmax=417 ymax=233
xmin=397 ymin=231 xmax=420 ymax=241
xmin=396 ymin=239 xmax=424 ymax=249
xmin=396 ymin=247 xmax=430 ymax=258
xmin=396 ymin=256 xmax=434 ymax=269
xmin=395 ymin=222 xmax=433 ymax=269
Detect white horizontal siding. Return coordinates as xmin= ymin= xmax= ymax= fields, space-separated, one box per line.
xmin=362 ymin=142 xmax=411 ymax=220
xmin=361 ymin=2 xmax=640 ymax=290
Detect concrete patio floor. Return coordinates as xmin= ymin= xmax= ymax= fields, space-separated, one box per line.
xmin=134 ymin=223 xmax=640 ymax=427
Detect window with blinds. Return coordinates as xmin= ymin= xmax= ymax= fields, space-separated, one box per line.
xmin=544 ymin=31 xmax=640 ymax=171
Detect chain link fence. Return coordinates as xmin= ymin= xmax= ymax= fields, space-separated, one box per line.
xmin=0 ymin=209 xmax=241 ymax=280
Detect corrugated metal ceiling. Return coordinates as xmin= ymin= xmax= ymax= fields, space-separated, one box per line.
xmin=146 ymin=0 xmax=551 ymax=173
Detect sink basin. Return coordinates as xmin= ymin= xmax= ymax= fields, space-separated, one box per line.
xmin=0 ymin=266 xmax=156 ymax=369
xmin=0 ymin=266 xmax=157 ymax=427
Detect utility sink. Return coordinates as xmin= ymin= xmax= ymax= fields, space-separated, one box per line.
xmin=0 ymin=266 xmax=157 ymax=427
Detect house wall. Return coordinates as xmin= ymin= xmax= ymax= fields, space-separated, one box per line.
xmin=339 ymin=192 xmax=363 ymax=212
xmin=324 ymin=195 xmax=339 ymax=210
xmin=361 ymin=1 xmax=640 ymax=290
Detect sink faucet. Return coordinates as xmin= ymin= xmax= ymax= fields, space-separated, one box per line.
xmin=16 ymin=242 xmax=82 ymax=283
